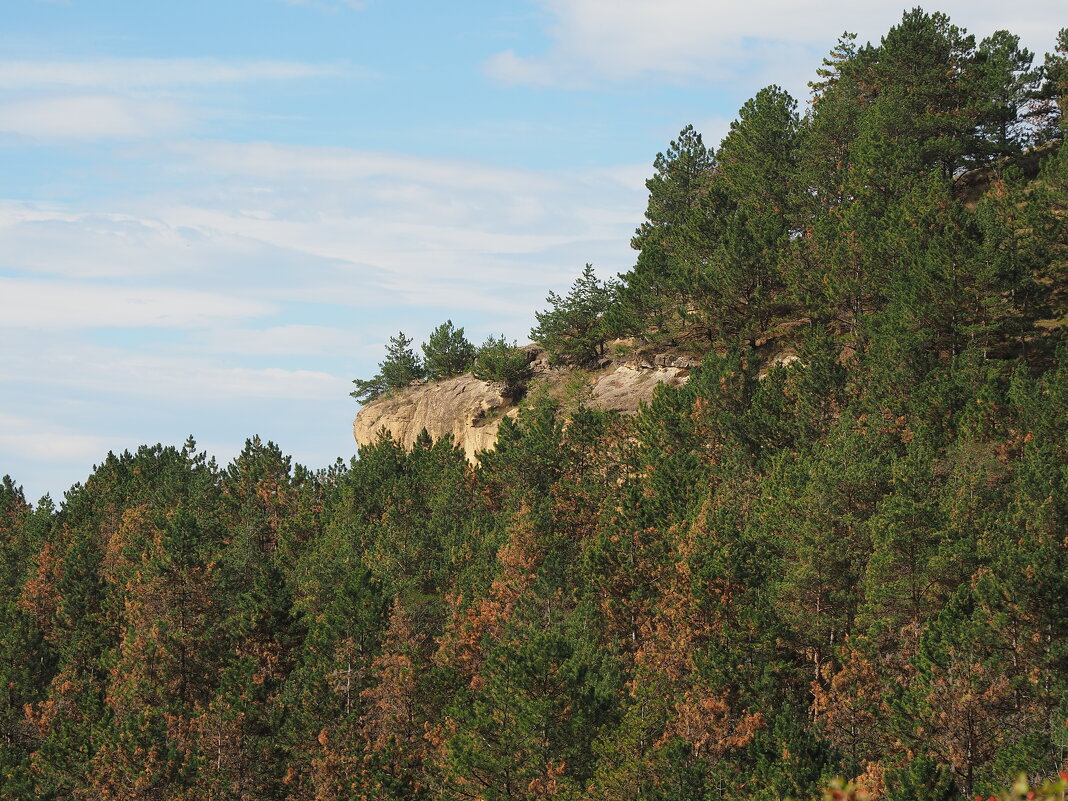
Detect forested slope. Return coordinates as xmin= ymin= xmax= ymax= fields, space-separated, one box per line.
xmin=2 ymin=9 xmax=1068 ymax=800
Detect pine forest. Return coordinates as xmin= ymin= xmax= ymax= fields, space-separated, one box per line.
xmin=2 ymin=8 xmax=1068 ymax=800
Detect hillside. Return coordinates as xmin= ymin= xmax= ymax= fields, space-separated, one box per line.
xmin=1 ymin=10 xmax=1067 ymax=801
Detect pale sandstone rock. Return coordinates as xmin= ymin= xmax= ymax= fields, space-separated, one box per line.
xmin=587 ymin=366 xmax=688 ymax=414
xmin=757 ymin=349 xmax=801 ymax=379
xmin=353 ymin=361 xmax=691 ymax=461
xmin=353 ymin=373 xmax=515 ymax=463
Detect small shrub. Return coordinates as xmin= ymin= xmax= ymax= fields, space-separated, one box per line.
xmin=473 ymin=335 xmax=533 ymax=398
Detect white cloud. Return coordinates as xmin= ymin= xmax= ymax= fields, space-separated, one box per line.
xmin=103 ymin=140 xmax=647 ymax=307
xmin=0 ymin=139 xmax=649 ymax=346
xmin=0 ymin=94 xmax=189 ymax=140
xmin=484 ymin=0 xmax=1066 ymax=90
xmin=484 ymin=49 xmax=571 ymax=88
xmin=134 ymin=362 xmax=348 ymax=401
xmin=0 ymin=58 xmax=358 ymax=141
xmin=0 ymin=58 xmax=349 ymax=91
xmin=197 ymin=325 xmax=363 ymax=356
xmin=0 ymin=337 xmax=349 ymax=402
xmin=166 ymin=139 xmax=643 ymax=225
xmin=0 ymin=203 xmax=359 ymax=283
xmin=167 ymin=140 xmax=563 ymax=194
xmin=0 ymin=278 xmax=274 ymax=329
xmin=0 ymin=412 xmax=113 ymax=465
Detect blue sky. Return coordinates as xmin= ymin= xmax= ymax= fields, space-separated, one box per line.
xmin=1 ymin=0 xmax=1063 ymax=501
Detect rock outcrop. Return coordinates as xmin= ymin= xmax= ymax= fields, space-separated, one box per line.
xmin=352 ymin=373 xmax=516 ymax=462
xmin=352 ymin=347 xmax=697 ymax=461
xmin=587 ymin=366 xmax=688 ymax=413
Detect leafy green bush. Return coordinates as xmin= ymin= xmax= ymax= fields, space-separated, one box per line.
xmin=422 ymin=320 xmax=476 ymax=380
xmin=472 ymin=335 xmax=532 ymax=398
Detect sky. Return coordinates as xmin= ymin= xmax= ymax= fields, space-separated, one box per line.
xmin=1 ymin=0 xmax=1063 ymax=501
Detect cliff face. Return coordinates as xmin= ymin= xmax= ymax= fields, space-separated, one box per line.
xmin=352 ymin=349 xmax=696 ymax=460
xmin=352 ymin=373 xmax=515 ymax=462
xmin=587 ymin=364 xmax=688 ymax=413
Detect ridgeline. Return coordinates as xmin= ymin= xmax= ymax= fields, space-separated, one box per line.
xmin=2 ymin=10 xmax=1067 ymax=800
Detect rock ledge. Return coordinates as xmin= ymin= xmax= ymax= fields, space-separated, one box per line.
xmin=353 ymin=348 xmax=696 ymax=461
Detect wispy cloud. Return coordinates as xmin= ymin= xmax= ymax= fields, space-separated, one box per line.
xmin=167 ymin=140 xmax=563 ymax=193
xmin=5 ymin=347 xmax=349 ymax=403
xmin=0 ymin=58 xmax=352 ymax=90
xmin=484 ymin=0 xmax=1065 ymax=91
xmin=0 ymin=203 xmax=362 ymax=283
xmin=0 ymin=278 xmax=274 ymax=329
xmin=147 ymin=140 xmax=645 ymax=307
xmin=195 ymin=325 xmax=364 ymax=356
xmin=0 ymin=57 xmax=360 ymax=142
xmin=0 ymin=94 xmax=189 ymax=140
xmin=483 ymin=49 xmax=574 ymax=88
xmin=0 ymin=412 xmax=114 ymax=465
xmin=2 ymin=138 xmax=649 ymax=323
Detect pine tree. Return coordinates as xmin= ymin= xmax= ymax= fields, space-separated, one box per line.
xmin=352 ymin=332 xmax=427 ymax=402
xmin=975 ymin=31 xmax=1041 ymax=156
xmin=702 ymin=85 xmax=800 ymax=344
xmin=619 ymin=124 xmax=714 ymax=340
xmin=1035 ymin=29 xmax=1068 ymax=139
xmin=530 ymin=264 xmax=618 ymax=364
xmin=0 ymin=479 xmax=54 ymax=799
xmin=422 ymin=320 xmax=476 ymax=380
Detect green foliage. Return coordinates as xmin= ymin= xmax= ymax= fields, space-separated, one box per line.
xmin=422 ymin=320 xmax=476 ymax=380
xmin=700 ymin=84 xmax=800 ymax=343
xmin=530 ymin=263 xmax=618 ymax=364
xmin=884 ymin=752 xmax=957 ymax=801
xmin=1037 ymin=28 xmax=1068 ymax=138
xmin=618 ymin=123 xmax=714 ymax=341
xmin=472 ymin=334 xmax=532 ymax=397
xmin=974 ymin=30 xmax=1040 ymax=156
xmin=10 ymin=11 xmax=1068 ymax=800
xmin=352 ymin=331 xmax=427 ymax=402
xmin=0 ymin=478 xmax=54 ymax=800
